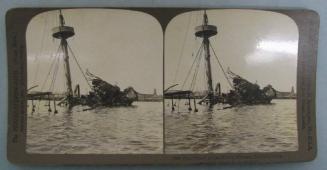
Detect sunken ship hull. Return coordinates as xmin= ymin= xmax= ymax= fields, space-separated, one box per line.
xmin=80 ymin=71 xmax=138 ymax=107
xmin=219 ymin=71 xmax=277 ymax=106
xmin=164 ymin=11 xmax=277 ymax=112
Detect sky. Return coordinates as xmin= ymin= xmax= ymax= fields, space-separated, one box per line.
xmin=165 ymin=9 xmax=298 ymax=93
xmin=27 ymin=9 xmax=163 ymax=94
xmin=27 ymin=9 xmax=298 ymax=95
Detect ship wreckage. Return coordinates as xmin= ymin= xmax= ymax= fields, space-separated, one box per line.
xmin=164 ymin=10 xmax=277 ymax=111
xmin=80 ymin=71 xmax=138 ymax=107
xmin=27 ymin=10 xmax=138 ymax=113
xmin=220 ymin=70 xmax=276 ymax=106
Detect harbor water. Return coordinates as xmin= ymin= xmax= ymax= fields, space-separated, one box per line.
xmin=27 ymin=101 xmax=163 ymax=154
xmin=165 ymin=99 xmax=298 ymax=153
xmin=27 ymin=99 xmax=298 ymax=154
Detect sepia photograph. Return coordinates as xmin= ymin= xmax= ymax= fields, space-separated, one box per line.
xmin=5 ymin=6 xmax=319 ymax=164
xmin=26 ymin=9 xmax=163 ymax=154
xmin=164 ymin=9 xmax=299 ymax=154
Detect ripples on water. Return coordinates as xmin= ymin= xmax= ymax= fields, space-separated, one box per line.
xmin=27 ymin=101 xmax=163 ymax=154
xmin=27 ymin=99 xmax=298 ymax=154
xmin=165 ymin=99 xmax=298 ymax=154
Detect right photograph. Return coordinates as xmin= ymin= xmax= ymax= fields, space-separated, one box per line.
xmin=164 ymin=9 xmax=299 ymax=154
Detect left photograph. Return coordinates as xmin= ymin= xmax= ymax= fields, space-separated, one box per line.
xmin=26 ymin=9 xmax=163 ymax=154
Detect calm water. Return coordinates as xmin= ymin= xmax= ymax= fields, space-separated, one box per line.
xmin=165 ymin=99 xmax=298 ymax=153
xmin=27 ymin=99 xmax=298 ymax=154
xmin=27 ymin=101 xmax=163 ymax=154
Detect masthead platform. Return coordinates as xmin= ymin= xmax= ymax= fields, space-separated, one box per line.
xmin=52 ymin=26 xmax=75 ymax=39
xmin=195 ymin=25 xmax=217 ymax=38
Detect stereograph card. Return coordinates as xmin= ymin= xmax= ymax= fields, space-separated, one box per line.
xmin=6 ymin=7 xmax=319 ymax=165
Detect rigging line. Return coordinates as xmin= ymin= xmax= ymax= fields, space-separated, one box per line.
xmin=193 ymin=47 xmax=204 ymax=90
xmin=48 ymin=55 xmax=60 ymax=93
xmin=189 ymin=56 xmax=201 ymax=91
xmin=202 ymin=57 xmax=207 ymax=91
xmin=48 ymin=55 xmax=61 ymax=92
xmin=181 ymin=42 xmax=204 ymax=90
xmin=173 ymin=13 xmax=192 ymax=84
xmin=40 ymin=45 xmax=61 ymax=91
xmin=49 ymin=63 xmax=58 ymax=92
xmin=67 ymin=43 xmax=92 ymax=89
xmin=40 ymin=45 xmax=62 ymax=92
xmin=189 ymin=12 xmax=203 ymax=91
xmin=33 ymin=13 xmax=49 ymax=85
xmin=203 ymin=51 xmax=208 ymax=92
xmin=36 ymin=45 xmax=60 ymax=113
xmin=189 ymin=45 xmax=204 ymax=91
xmin=189 ymin=53 xmax=200 ymax=90
xmin=48 ymin=55 xmax=59 ymax=91
xmin=209 ymin=42 xmax=234 ymax=89
xmin=53 ymin=56 xmax=62 ymax=92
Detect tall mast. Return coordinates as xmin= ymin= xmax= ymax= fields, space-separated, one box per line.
xmin=195 ymin=10 xmax=217 ymax=106
xmin=52 ymin=10 xmax=75 ymax=104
